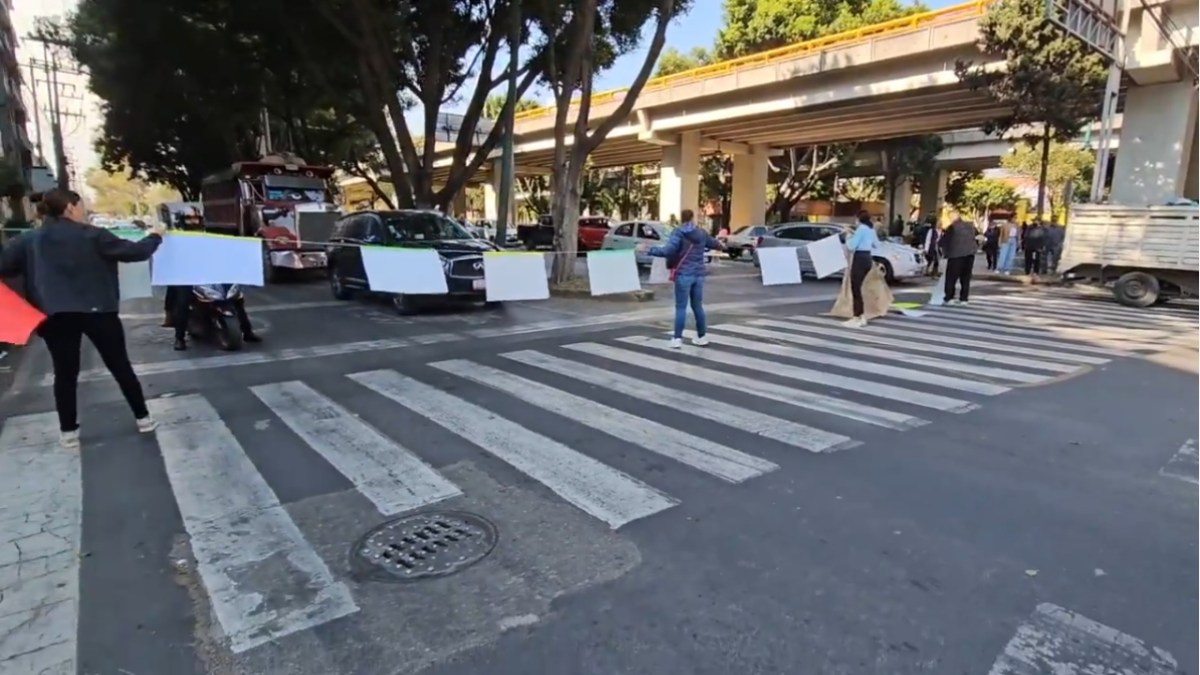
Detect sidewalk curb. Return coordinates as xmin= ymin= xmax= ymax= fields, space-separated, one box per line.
xmin=549 ymin=288 xmax=657 ymax=302
xmin=977 ymin=273 xmax=1066 ymax=286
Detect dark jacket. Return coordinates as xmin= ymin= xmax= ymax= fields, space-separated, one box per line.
xmin=1044 ymin=224 xmax=1065 ymax=250
xmin=938 ymin=218 xmax=978 ymax=259
xmin=0 ymin=216 xmax=162 ymax=315
xmin=649 ymin=222 xmax=720 ymax=277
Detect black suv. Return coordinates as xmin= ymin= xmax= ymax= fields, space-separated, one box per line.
xmin=326 ymin=209 xmax=501 ymax=314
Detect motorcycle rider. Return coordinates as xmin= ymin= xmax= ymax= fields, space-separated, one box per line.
xmin=163 ymin=207 xmax=262 ymax=351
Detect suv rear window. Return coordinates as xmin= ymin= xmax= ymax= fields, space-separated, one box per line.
xmin=385 ymin=213 xmax=470 ymax=242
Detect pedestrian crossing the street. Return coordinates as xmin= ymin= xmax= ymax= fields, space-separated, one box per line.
xmin=0 ymin=294 xmax=1194 ymax=665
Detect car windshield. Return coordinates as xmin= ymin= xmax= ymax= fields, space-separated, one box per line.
xmin=385 ymin=213 xmax=471 ymax=241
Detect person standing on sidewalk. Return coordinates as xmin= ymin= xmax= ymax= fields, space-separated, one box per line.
xmin=1023 ymin=219 xmax=1047 ymax=275
xmin=997 ymin=220 xmax=1019 ymax=274
xmin=921 ymin=217 xmax=941 ymax=277
xmin=938 ymin=211 xmax=978 ymax=305
xmin=0 ymin=188 xmax=165 ymax=448
xmin=1044 ymin=221 xmax=1065 ymax=274
xmin=843 ymin=210 xmax=881 ymax=328
xmin=647 ymin=209 xmax=724 ymax=348
xmin=982 ymin=221 xmax=1000 ymax=270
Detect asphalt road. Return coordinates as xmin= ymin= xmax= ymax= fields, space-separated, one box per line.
xmin=1 ymin=267 xmax=1196 ymax=675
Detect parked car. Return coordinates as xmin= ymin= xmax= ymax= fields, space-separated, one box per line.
xmin=721 ymin=224 xmax=771 ymax=260
xmin=602 ymin=220 xmax=718 ymax=266
xmin=517 ymin=215 xmax=614 ymax=251
xmin=752 ymin=221 xmax=924 ymax=282
xmin=325 ymin=209 xmax=502 ymax=314
xmin=577 ymin=216 xmax=613 ymax=251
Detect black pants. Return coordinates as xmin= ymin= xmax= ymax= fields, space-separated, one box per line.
xmin=1024 ymin=248 xmax=1043 ymax=275
xmin=984 ymin=246 xmax=998 ymax=270
xmin=944 ymin=255 xmax=974 ymax=302
xmin=167 ymin=287 xmax=253 ymax=339
xmin=849 ymin=251 xmax=873 ymax=317
xmin=1044 ymin=247 xmax=1061 ymax=273
xmin=39 ymin=312 xmax=148 ymax=432
xmin=925 ymin=249 xmax=939 ymax=275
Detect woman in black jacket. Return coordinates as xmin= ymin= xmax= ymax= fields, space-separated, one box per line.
xmin=0 ymin=188 xmax=166 ymax=448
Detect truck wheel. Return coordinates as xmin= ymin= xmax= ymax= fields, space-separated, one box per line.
xmin=1112 ymin=271 xmax=1159 ymax=308
xmin=525 ymin=239 xmax=538 ymax=251
xmin=329 ymin=267 xmax=352 ymax=300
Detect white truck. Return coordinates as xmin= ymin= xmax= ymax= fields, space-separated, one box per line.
xmin=1060 ymin=204 xmax=1199 ymax=307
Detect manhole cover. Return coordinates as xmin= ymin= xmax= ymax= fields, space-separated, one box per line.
xmin=350 ymin=511 xmax=497 ymax=583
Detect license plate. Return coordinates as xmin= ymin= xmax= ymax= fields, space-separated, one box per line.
xmin=472 ymin=279 xmax=486 ymax=290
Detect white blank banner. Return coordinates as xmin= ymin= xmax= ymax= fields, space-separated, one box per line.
xmin=757 ymin=247 xmax=803 ymax=286
xmin=808 ymin=234 xmax=847 ymax=279
xmin=647 ymin=257 xmax=670 ymax=284
xmin=484 ymin=252 xmax=549 ymax=301
xmin=361 ymin=247 xmax=448 ymax=294
xmin=587 ymin=250 xmax=641 ymax=295
xmin=119 ymin=261 xmax=154 ymax=300
xmin=151 ymin=233 xmax=265 ymax=286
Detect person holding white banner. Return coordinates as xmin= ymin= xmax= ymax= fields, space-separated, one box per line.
xmin=843 ymin=210 xmax=881 ymax=328
xmin=0 ymin=188 xmax=166 ymax=448
xmin=646 ymin=209 xmax=725 ymax=348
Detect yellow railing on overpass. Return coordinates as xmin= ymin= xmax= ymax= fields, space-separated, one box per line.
xmin=513 ymin=0 xmax=992 ymax=123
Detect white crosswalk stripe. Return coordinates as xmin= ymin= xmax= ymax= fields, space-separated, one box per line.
xmin=3 ymin=291 xmax=1189 ymax=658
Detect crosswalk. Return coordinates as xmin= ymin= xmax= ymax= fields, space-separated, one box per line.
xmin=0 ymin=292 xmax=1194 ymax=666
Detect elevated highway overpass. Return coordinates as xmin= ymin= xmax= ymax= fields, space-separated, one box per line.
xmin=428 ymin=0 xmax=1195 ymax=226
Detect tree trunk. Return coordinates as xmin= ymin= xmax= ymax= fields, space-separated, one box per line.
xmin=550 ymin=154 xmax=583 ymax=283
xmin=1036 ymin=130 xmax=1051 ymax=220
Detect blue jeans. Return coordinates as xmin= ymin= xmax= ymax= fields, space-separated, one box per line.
xmin=997 ymin=240 xmax=1017 ymax=272
xmin=673 ymin=274 xmax=706 ymax=339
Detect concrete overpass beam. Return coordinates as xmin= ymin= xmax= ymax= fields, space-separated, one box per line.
xmin=730 ymin=145 xmax=770 ymax=230
xmin=659 ymin=131 xmax=701 ymax=222
xmin=918 ymin=170 xmax=948 ymax=221
xmin=1111 ymin=81 xmax=1198 ymax=204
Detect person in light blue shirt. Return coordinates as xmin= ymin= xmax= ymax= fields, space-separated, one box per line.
xmin=843 ymin=211 xmax=879 ymax=327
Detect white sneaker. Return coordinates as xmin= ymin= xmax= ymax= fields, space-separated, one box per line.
xmin=843 ymin=316 xmax=864 ymax=328
xmin=960 ymin=300 xmax=970 ymax=306
xmin=136 ymin=416 xmax=158 ymax=433
xmin=668 ymin=337 xmax=683 ymax=349
xmin=60 ymin=430 xmax=80 ymax=449
xmin=692 ymin=335 xmax=709 ymax=347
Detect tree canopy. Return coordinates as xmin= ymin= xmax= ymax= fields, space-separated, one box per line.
xmin=1000 ymin=141 xmax=1093 ymax=213
xmin=84 ymin=167 xmax=180 ymax=216
xmin=953 ymin=176 xmax=1018 ymax=221
xmin=954 ymin=0 xmax=1106 ymax=217
xmin=654 ymin=46 xmax=714 ymax=77
xmin=715 ymin=0 xmax=926 ymax=58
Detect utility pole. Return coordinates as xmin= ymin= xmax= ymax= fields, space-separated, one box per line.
xmin=495 ymin=0 xmax=521 ymax=245
xmin=25 ymin=61 xmax=43 ymax=162
xmin=24 ymin=34 xmax=82 ymax=189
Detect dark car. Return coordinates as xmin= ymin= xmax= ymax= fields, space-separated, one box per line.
xmin=325 ymin=209 xmax=501 ymax=314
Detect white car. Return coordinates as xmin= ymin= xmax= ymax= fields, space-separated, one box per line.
xmin=602 ymin=220 xmax=719 ymax=266
xmin=752 ymin=222 xmax=924 ymax=282
xmin=720 ymin=224 xmax=771 ymax=260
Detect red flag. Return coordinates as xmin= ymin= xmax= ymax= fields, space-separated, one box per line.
xmin=0 ymin=283 xmax=44 ymax=345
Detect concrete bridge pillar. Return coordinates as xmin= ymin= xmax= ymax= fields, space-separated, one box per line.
xmin=1110 ymin=80 xmax=1199 ymax=204
xmin=730 ymin=145 xmax=770 ymax=230
xmin=885 ymin=178 xmax=914 ymax=226
xmin=658 ymin=131 xmax=701 ymax=222
xmin=918 ymin=171 xmax=947 ymax=222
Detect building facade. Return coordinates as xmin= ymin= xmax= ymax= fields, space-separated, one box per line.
xmin=0 ymin=0 xmax=31 ymax=220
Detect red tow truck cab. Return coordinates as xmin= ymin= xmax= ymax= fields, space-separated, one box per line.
xmin=200 ymin=157 xmax=340 ymax=282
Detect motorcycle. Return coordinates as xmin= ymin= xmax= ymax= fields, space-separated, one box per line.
xmin=186 ymin=284 xmax=246 ymax=351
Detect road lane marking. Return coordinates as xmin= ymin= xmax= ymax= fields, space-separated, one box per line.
xmin=988 ymin=603 xmax=1178 ymax=674
xmin=746 ymin=319 xmax=1078 ymax=373
xmin=781 ymin=316 xmax=1112 ymax=365
xmin=148 ymin=395 xmax=358 ymax=653
xmin=249 ymin=381 xmax=461 ymax=515
xmin=120 ymin=300 xmax=347 ymax=321
xmin=563 ymin=342 xmax=925 ymax=430
xmin=432 ymin=359 xmax=778 ymax=483
xmin=693 ymin=329 xmax=1018 ymax=392
xmin=1159 ymin=438 xmax=1198 ymax=485
xmin=0 ymin=413 xmax=80 ymax=675
xmin=619 ymin=336 xmax=978 ymax=413
xmin=502 ymin=349 xmax=856 ymax=453
xmin=348 ymin=369 xmax=677 ymax=529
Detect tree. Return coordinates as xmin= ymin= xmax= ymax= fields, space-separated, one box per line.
xmin=85 ymin=167 xmax=181 ymax=216
xmin=943 ymin=170 xmax=983 ymax=209
xmin=534 ymin=0 xmax=687 ymax=282
xmin=954 ymin=0 xmax=1106 ymax=218
xmin=1001 ymin=141 xmax=1093 ymax=215
xmin=700 ymin=155 xmax=733 ymax=228
xmin=838 ymin=176 xmax=884 ymax=203
xmin=954 ymin=176 xmax=1018 ymax=222
xmin=715 ymin=0 xmax=926 ymax=58
xmin=876 ymin=134 xmax=945 ymax=225
xmin=768 ymin=144 xmax=856 ymax=221
xmin=655 ymin=46 xmax=713 ymax=77
xmin=483 ymin=95 xmax=543 ymax=120
xmin=586 ymin=165 xmax=657 ymax=219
